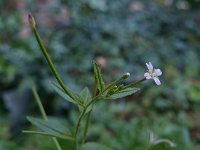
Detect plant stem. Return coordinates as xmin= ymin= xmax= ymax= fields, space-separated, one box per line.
xmin=32 ymin=87 xmax=63 ymax=150
xmin=123 ymin=77 xmax=146 ymax=89
xmin=53 ymin=138 xmax=63 ymax=150
xmin=82 ymin=110 xmax=92 ymax=144
xmin=81 ymin=85 xmax=97 ymax=143
xmin=32 ymin=87 xmax=48 ymax=121
xmin=32 ymin=27 xmax=75 ymax=101
xmin=74 ymin=95 xmax=99 ymax=138
xmin=74 ymin=109 xmax=86 ymax=138
xmin=101 ymin=78 xmax=124 ymax=93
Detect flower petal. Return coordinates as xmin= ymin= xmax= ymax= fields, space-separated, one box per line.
xmin=153 ymin=77 xmax=161 ymax=85
xmin=144 ymin=72 xmax=151 ymax=79
xmin=155 ymin=69 xmax=162 ymax=76
xmin=146 ymin=62 xmax=153 ymax=71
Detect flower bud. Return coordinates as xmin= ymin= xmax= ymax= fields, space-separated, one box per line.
xmin=113 ymin=85 xmax=118 ymax=89
xmin=122 ymin=72 xmax=130 ymax=79
xmin=28 ymin=13 xmax=36 ymax=28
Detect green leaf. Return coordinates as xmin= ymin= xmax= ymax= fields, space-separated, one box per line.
xmin=78 ymin=87 xmax=93 ymax=113
xmin=81 ymin=142 xmax=113 ymax=150
xmin=26 ymin=117 xmax=74 ymax=140
xmin=107 ymin=87 xmax=140 ymax=100
xmin=80 ymin=87 xmax=92 ymax=102
xmin=0 ymin=141 xmax=22 ymax=150
xmin=93 ymin=61 xmax=105 ymax=92
xmin=23 ymin=131 xmax=76 ymax=150
xmin=57 ymin=139 xmax=77 ymax=150
xmin=51 ymin=82 xmax=83 ymax=106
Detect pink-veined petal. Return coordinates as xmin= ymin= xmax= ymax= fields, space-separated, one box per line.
xmin=154 ymin=69 xmax=162 ymax=76
xmin=153 ymin=77 xmax=161 ymax=85
xmin=144 ymin=72 xmax=151 ymax=79
xmin=146 ymin=62 xmax=153 ymax=71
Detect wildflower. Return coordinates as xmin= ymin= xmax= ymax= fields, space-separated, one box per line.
xmin=144 ymin=62 xmax=162 ymax=85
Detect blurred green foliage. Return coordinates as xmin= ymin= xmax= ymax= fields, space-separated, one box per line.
xmin=0 ymin=0 xmax=200 ymax=149
xmin=89 ymin=101 xmax=197 ymax=150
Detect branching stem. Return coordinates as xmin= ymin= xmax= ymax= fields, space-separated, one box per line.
xmin=74 ymin=95 xmax=99 ymax=138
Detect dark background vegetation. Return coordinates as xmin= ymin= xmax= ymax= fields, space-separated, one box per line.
xmin=0 ymin=0 xmax=200 ymax=149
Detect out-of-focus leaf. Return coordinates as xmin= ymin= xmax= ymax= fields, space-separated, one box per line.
xmin=80 ymin=87 xmax=92 ymax=103
xmin=51 ymin=82 xmax=83 ymax=107
xmin=26 ymin=117 xmax=73 ymax=140
xmin=57 ymin=138 xmax=77 ymax=150
xmin=0 ymin=141 xmax=22 ymax=150
xmin=81 ymin=142 xmax=113 ymax=150
xmin=107 ymin=88 xmax=140 ymax=100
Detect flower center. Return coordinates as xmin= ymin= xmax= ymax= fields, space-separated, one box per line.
xmin=149 ymin=69 xmax=155 ymax=78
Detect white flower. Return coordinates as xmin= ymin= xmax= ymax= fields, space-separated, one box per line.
xmin=144 ymin=62 xmax=162 ymax=85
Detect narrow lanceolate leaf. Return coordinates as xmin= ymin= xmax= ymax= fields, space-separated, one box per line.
xmin=79 ymin=87 xmax=93 ymax=113
xmin=107 ymin=87 xmax=140 ymax=100
xmin=93 ymin=61 xmax=105 ymax=92
xmin=51 ymin=82 xmax=83 ymax=107
xmin=22 ymin=130 xmax=73 ymax=141
xmin=81 ymin=142 xmax=113 ymax=150
xmin=26 ymin=117 xmax=73 ymax=140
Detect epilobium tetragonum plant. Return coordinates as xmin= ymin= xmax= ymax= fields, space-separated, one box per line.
xmin=23 ymin=14 xmax=175 ymax=150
